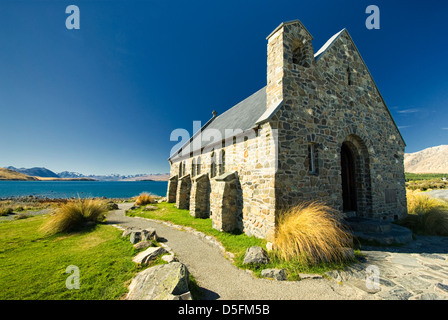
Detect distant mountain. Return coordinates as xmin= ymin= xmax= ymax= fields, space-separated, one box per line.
xmin=121 ymin=174 xmax=170 ymax=181
xmin=404 ymin=145 xmax=448 ymax=173
xmin=6 ymin=166 xmax=59 ymax=178
xmin=4 ymin=166 xmax=169 ymax=181
xmin=57 ymin=171 xmax=85 ymax=179
xmin=57 ymin=171 xmax=169 ymax=181
xmin=0 ymin=168 xmax=38 ymax=181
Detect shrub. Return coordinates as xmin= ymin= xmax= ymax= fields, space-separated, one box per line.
xmin=273 ymin=201 xmax=353 ymax=266
xmin=40 ymin=198 xmax=108 ymax=236
xmin=14 ymin=213 xmax=30 ymax=220
xmin=0 ymin=207 xmax=14 ymax=216
xmin=398 ymin=190 xmax=448 ymax=236
xmin=135 ymin=192 xmax=155 ymax=206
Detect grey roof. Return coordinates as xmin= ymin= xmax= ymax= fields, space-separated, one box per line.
xmin=169 ymin=86 xmax=267 ymax=161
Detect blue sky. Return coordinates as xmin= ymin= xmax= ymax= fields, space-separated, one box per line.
xmin=0 ymin=0 xmax=446 ymax=175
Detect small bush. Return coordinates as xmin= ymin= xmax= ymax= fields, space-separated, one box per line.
xmin=273 ymin=201 xmax=353 ymax=266
xmin=135 ymin=192 xmax=155 ymax=206
xmin=0 ymin=207 xmax=14 ymax=216
xmin=40 ymin=198 xmax=108 ymax=236
xmin=398 ymin=190 xmax=448 ymax=236
xmin=14 ymin=213 xmax=30 ymax=220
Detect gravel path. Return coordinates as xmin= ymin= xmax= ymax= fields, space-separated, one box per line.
xmin=426 ymin=189 xmax=448 ymax=202
xmin=107 ymin=203 xmax=448 ymax=300
xmin=107 ymin=203 xmax=371 ymax=300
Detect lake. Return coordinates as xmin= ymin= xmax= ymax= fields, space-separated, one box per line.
xmin=0 ymin=181 xmax=168 ymax=199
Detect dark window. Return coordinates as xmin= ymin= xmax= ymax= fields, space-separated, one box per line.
xmin=211 ymin=152 xmax=217 ymax=178
xmin=196 ymin=157 xmax=201 ymax=175
xmin=346 ymin=67 xmax=352 ymax=86
xmin=220 ymin=150 xmax=226 ymax=175
xmin=308 ymin=144 xmax=318 ymax=175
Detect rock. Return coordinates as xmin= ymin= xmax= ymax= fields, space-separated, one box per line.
xmin=243 ymin=246 xmax=270 ymax=265
xmin=162 ymin=254 xmax=178 ymax=263
xmin=141 ymin=228 xmax=158 ymax=241
xmin=261 ymin=268 xmax=286 ymax=281
xmin=266 ymin=242 xmax=274 ymax=252
xmin=126 ymin=262 xmax=190 ymax=300
xmin=132 ymin=246 xmax=168 ymax=265
xmin=133 ymin=241 xmax=155 ymax=250
xmin=299 ymin=273 xmax=324 ymax=280
xmin=107 ymin=202 xmax=119 ymax=210
xmin=122 ymin=227 xmax=138 ymax=238
xmin=129 ymin=231 xmax=142 ymax=244
xmin=435 ymin=283 xmax=448 ymax=295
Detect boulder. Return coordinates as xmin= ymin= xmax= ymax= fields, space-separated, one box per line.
xmin=123 ymin=227 xmax=159 ymax=244
xmin=141 ymin=228 xmax=158 ymax=241
xmin=133 ymin=246 xmax=168 ymax=265
xmin=129 ymin=231 xmax=142 ymax=244
xmin=133 ymin=241 xmax=155 ymax=250
xmin=261 ymin=268 xmax=287 ymax=281
xmin=162 ymin=254 xmax=178 ymax=263
xmin=126 ymin=262 xmax=190 ymax=300
xmin=243 ymin=246 xmax=270 ymax=265
xmin=122 ymin=227 xmax=138 ymax=238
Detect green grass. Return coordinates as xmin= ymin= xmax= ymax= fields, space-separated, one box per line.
xmin=0 ymin=215 xmax=140 ymax=300
xmin=405 ymin=173 xmax=448 ymax=191
xmin=126 ymin=202 xmax=357 ymax=280
xmin=405 ymin=173 xmax=448 ymax=181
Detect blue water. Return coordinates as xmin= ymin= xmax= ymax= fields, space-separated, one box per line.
xmin=0 ymin=181 xmax=168 ymax=199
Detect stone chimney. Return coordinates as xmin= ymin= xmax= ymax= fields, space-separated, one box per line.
xmin=266 ymin=20 xmax=314 ymax=110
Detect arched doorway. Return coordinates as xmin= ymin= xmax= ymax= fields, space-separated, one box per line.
xmin=340 ymin=135 xmax=373 ymax=217
xmin=341 ymin=143 xmax=357 ymax=212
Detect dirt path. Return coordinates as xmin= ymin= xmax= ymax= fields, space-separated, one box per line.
xmin=107 ymin=203 xmax=371 ymax=300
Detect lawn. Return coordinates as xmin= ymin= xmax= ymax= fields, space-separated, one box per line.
xmin=126 ymin=202 xmax=356 ymax=280
xmin=0 ymin=215 xmax=139 ymax=300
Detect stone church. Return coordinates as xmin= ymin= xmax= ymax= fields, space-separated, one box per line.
xmin=167 ymin=19 xmax=407 ymax=240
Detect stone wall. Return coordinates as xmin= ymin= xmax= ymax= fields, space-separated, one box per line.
xmin=189 ymin=173 xmax=210 ymax=218
xmin=168 ymin=122 xmax=277 ymax=238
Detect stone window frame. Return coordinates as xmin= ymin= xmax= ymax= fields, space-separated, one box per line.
xmin=219 ymin=150 xmax=226 ymax=175
xmin=308 ymin=143 xmax=319 ymax=175
xmin=191 ymin=158 xmax=196 ymax=177
xmin=292 ymin=39 xmax=304 ymax=65
xmin=210 ymin=152 xmax=217 ymax=178
xmin=346 ymin=66 xmax=353 ymax=86
xmin=196 ymin=157 xmax=201 ymax=175
xmin=179 ymin=162 xmax=183 ymax=177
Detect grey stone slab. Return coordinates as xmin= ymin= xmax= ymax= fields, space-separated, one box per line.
xmin=435 ymin=283 xmax=448 ymax=295
xmin=390 ymin=254 xmax=420 ymax=268
xmin=379 ymin=286 xmax=412 ymax=300
xmin=412 ymin=293 xmax=447 ymax=300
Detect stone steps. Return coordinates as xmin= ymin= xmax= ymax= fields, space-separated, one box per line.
xmin=344 ymin=217 xmax=413 ymax=245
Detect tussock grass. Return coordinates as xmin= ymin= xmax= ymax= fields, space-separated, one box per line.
xmin=273 ymin=201 xmax=353 ymax=266
xmin=398 ymin=190 xmax=448 ymax=236
xmin=0 ymin=206 xmax=14 ymax=216
xmin=135 ymin=192 xmax=155 ymax=206
xmin=40 ymin=198 xmax=108 ymax=236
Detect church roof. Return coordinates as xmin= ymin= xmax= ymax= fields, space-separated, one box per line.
xmin=169 ymin=86 xmax=267 ymax=161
